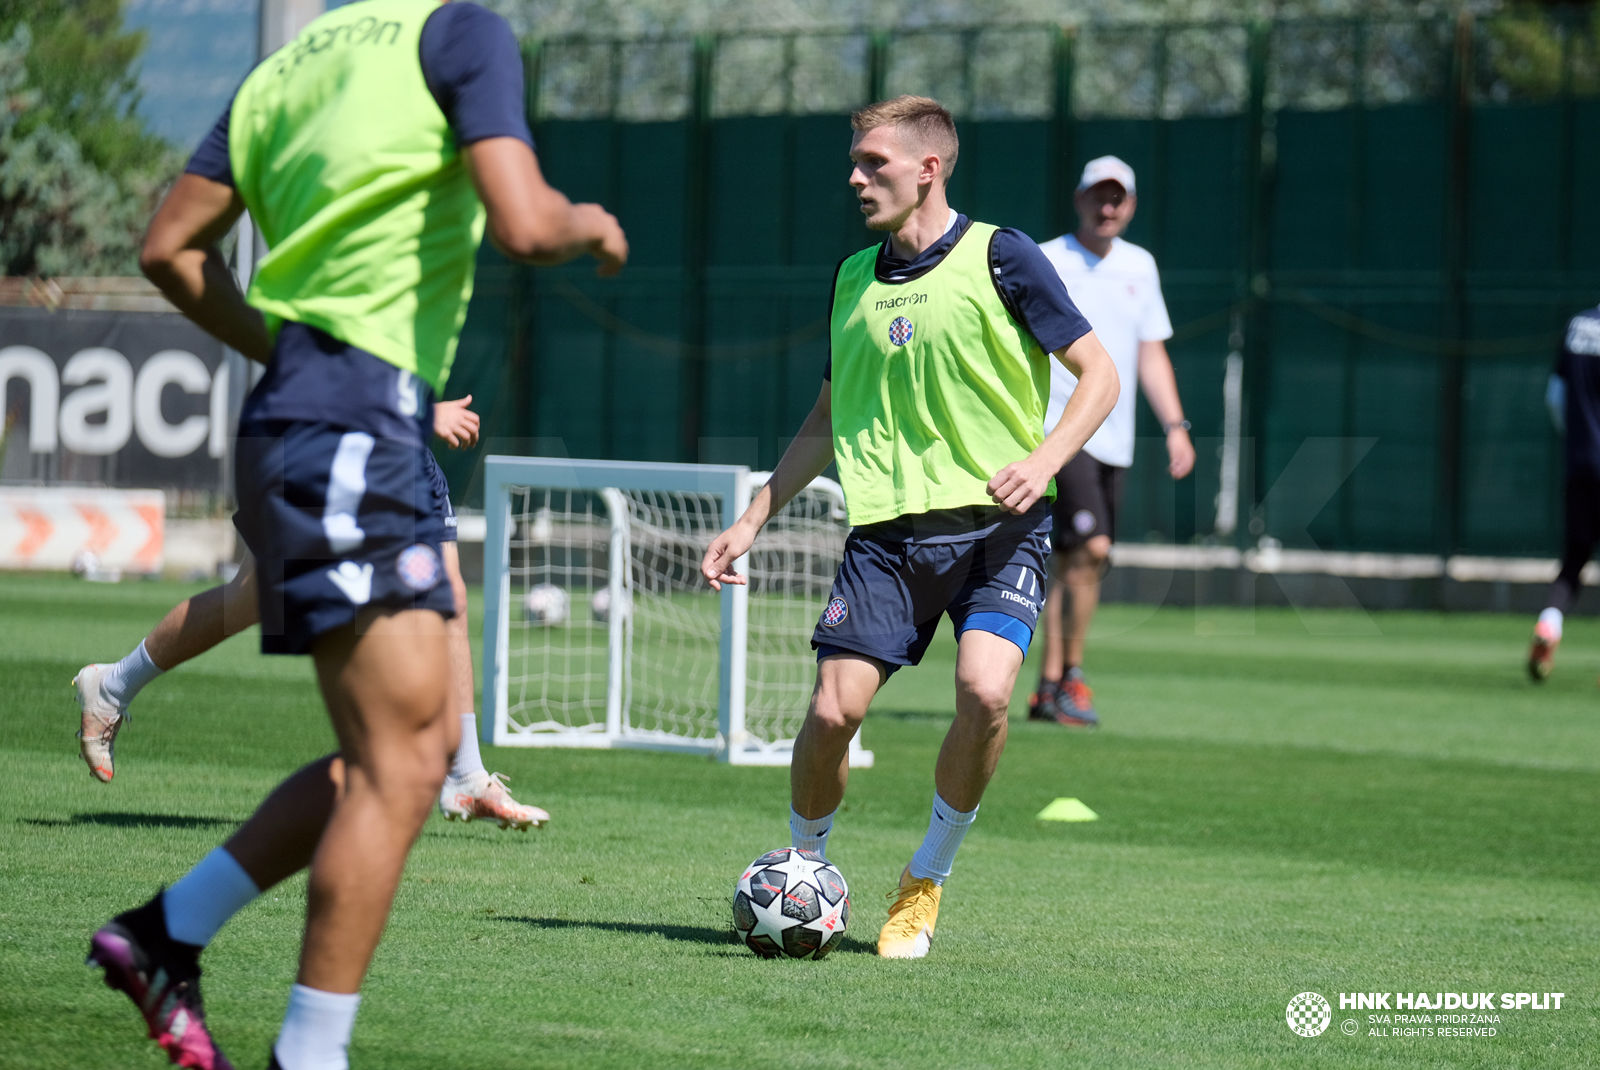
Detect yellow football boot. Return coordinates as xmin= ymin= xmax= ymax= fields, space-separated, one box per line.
xmin=877 ymin=866 xmax=941 ymax=959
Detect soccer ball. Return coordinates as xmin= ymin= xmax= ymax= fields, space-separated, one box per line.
xmin=590 ymin=586 xmax=629 ymax=624
xmin=733 ymin=848 xmax=849 ymax=960
xmin=522 ymin=583 xmax=570 ymax=625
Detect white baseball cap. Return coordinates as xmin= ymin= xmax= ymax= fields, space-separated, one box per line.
xmin=1077 ymin=155 xmax=1136 ymax=195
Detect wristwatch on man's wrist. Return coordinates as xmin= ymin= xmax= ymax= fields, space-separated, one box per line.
xmin=1164 ymin=419 xmax=1192 ymax=434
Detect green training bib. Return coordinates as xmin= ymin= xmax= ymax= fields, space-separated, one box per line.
xmin=829 ymin=222 xmax=1055 ymax=527
xmin=230 ymin=0 xmax=486 ymax=394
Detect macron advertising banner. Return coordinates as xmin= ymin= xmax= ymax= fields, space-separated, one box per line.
xmin=0 ymin=306 xmax=234 ymax=491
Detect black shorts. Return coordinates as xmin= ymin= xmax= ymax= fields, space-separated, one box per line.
xmin=1051 ymin=451 xmax=1125 ymax=551
xmin=811 ymin=509 xmax=1051 ymax=672
xmin=234 ymin=419 xmax=455 ymax=655
xmin=423 ymin=447 xmax=457 ymax=542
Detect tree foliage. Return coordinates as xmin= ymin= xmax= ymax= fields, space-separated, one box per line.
xmin=0 ymin=3 xmax=178 ymax=277
xmin=0 ymin=0 xmax=171 ymax=176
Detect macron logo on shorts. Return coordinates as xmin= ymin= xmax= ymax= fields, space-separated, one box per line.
xmin=328 ymin=561 xmax=374 ymax=604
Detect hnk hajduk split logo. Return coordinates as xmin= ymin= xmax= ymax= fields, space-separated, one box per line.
xmin=1287 ymin=992 xmax=1333 ymax=1037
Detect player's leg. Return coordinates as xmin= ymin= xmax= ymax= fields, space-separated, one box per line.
xmin=294 ymin=608 xmax=449 ymax=987
xmin=789 ymin=531 xmax=925 ymax=858
xmin=74 ymin=553 xmax=260 ymax=781
xmin=1055 ymin=536 xmax=1109 ymax=724
xmin=789 ymin=652 xmax=886 ymax=854
xmin=879 ymin=630 xmax=1028 ymax=960
xmin=880 ymin=523 xmax=1045 ymax=959
xmin=87 ymin=753 xmax=340 ymax=1070
xmin=435 ymin=540 xmax=548 ymax=829
xmin=1530 ymin=470 xmax=1600 ymax=680
xmin=1029 ymin=453 xmax=1110 ymax=726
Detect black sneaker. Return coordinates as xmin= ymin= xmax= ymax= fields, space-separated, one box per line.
xmin=86 ymin=893 xmax=234 ymax=1070
xmin=1027 ymin=678 xmax=1061 ymax=721
xmin=1053 ymin=668 xmax=1100 ymax=728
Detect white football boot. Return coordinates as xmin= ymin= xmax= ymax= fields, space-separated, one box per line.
xmin=73 ymin=664 xmax=126 ymax=783
xmin=438 ymin=770 xmax=549 ymax=831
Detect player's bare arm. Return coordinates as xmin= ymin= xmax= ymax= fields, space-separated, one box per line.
xmin=701 ymin=381 xmax=835 ymax=590
xmin=140 ymin=173 xmax=272 ymax=362
xmin=465 ymin=137 xmax=628 ymax=275
xmin=987 ymin=331 xmax=1120 ymax=513
xmin=1137 ymin=339 xmax=1195 ymax=478
xmin=433 ymin=395 xmax=480 ymax=448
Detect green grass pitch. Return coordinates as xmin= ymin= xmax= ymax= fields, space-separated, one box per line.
xmin=2 ymin=572 xmax=1598 ymax=1068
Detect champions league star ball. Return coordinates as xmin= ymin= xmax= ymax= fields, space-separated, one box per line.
xmin=522 ymin=583 xmax=570 ymax=625
xmin=733 ymin=848 xmax=850 ymax=959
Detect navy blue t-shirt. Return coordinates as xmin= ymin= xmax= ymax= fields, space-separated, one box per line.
xmin=1558 ymin=306 xmax=1600 ymax=478
xmin=194 ymin=2 xmax=533 ymax=439
xmin=821 ymin=214 xmax=1092 ymax=381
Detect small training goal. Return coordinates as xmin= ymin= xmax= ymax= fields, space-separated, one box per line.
xmin=480 ymin=456 xmax=871 ymax=766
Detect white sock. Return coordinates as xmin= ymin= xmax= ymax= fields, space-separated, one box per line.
xmin=102 ymin=640 xmax=164 ymax=707
xmin=908 ymin=793 xmax=978 ymax=886
xmin=789 ymin=807 xmax=836 ymax=857
xmin=1539 ymin=607 xmax=1564 ymax=639
xmin=162 ymin=847 xmax=260 ymax=947
xmin=448 ymin=712 xmax=484 ymax=779
xmin=274 ymin=985 xmax=361 ymax=1070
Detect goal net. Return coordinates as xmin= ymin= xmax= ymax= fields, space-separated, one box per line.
xmin=481 ymin=456 xmax=871 ymax=766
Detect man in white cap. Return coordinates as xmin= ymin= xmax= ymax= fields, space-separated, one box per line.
xmin=1030 ymin=155 xmax=1194 ymax=726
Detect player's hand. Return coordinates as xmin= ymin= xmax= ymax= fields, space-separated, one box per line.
xmin=574 ymin=203 xmax=628 ymax=277
xmin=433 ymin=395 xmax=479 ymax=448
xmin=701 ymin=522 xmax=756 ymax=590
xmin=1167 ymin=426 xmax=1195 ymax=479
xmin=987 ymin=455 xmax=1054 ymax=515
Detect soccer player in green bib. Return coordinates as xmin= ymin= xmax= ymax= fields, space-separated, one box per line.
xmin=85 ymin=3 xmax=625 ymax=1067
xmin=702 ymin=96 xmax=1118 ymax=958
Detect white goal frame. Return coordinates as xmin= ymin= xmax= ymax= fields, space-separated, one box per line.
xmin=481 ymin=455 xmax=872 ymax=767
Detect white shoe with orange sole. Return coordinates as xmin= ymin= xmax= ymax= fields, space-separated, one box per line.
xmin=73 ymin=664 xmax=126 ymax=783
xmin=439 ymin=770 xmax=549 ymax=831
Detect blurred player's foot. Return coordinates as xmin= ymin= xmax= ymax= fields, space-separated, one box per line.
xmin=87 ymin=894 xmax=233 ymax=1070
xmin=74 ymin=663 xmax=126 ymax=782
xmin=877 ymin=866 xmax=941 ymax=959
xmin=438 ymin=770 xmax=549 ymax=831
xmin=1026 ymin=678 xmax=1061 ymax=721
xmin=1051 ymin=668 xmax=1099 ymax=728
xmin=1528 ymin=622 xmax=1560 ymax=681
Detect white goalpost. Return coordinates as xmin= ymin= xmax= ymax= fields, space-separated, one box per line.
xmin=480 ymin=456 xmax=872 ymax=767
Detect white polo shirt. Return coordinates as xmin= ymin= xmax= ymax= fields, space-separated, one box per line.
xmin=1038 ymin=234 xmax=1173 ymax=468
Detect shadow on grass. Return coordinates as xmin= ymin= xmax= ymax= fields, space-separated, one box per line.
xmin=495 ymin=914 xmax=735 ymax=947
xmin=19 ymin=812 xmax=238 ymax=830
xmin=492 ymin=915 xmax=878 ymax=955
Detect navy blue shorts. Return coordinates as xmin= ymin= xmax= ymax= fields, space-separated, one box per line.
xmin=234 ymin=419 xmax=455 ymax=655
xmin=813 ymin=512 xmax=1051 ymax=672
xmin=423 ymin=447 xmax=457 ymax=542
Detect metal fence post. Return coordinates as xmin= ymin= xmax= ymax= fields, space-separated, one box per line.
xmin=511 ymin=37 xmax=544 ymax=443
xmin=1241 ymin=19 xmax=1273 ymax=544
xmin=1048 ymin=25 xmax=1078 ymax=239
xmin=1439 ymin=12 xmax=1474 ymax=557
xmin=868 ymin=31 xmax=890 ymax=104
xmin=680 ymin=36 xmax=716 ymax=462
